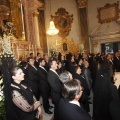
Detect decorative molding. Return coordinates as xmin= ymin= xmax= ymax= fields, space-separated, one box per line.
xmin=33 ymin=11 xmax=39 ymax=17
xmin=97 ymin=1 xmax=120 ymax=24
xmin=92 ymin=41 xmax=98 ymax=47
xmin=26 ymin=0 xmax=42 ymax=11
xmin=90 ymin=32 xmax=120 ymax=40
xmin=76 ymin=0 xmax=87 ymax=8
xmin=90 ymin=34 xmax=120 ymax=53
xmin=51 ymin=8 xmax=73 ymax=38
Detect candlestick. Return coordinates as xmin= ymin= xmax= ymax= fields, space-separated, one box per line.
xmin=20 ymin=0 xmax=25 ymax=32
xmin=35 ymin=45 xmax=37 ymax=55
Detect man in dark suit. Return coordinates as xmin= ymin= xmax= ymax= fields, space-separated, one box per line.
xmin=106 ymin=53 xmax=114 ymax=83
xmin=26 ymin=57 xmax=40 ymax=100
xmin=37 ymin=58 xmax=52 ymax=114
xmin=114 ymin=52 xmax=120 ymax=72
xmin=47 ymin=59 xmax=61 ymax=120
xmin=44 ymin=54 xmax=50 ymax=72
xmin=59 ymin=79 xmax=91 ymax=120
xmin=34 ymin=52 xmax=41 ymax=69
xmin=82 ymin=61 xmax=92 ymax=90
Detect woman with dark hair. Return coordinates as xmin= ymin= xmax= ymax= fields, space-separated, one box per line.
xmin=93 ymin=63 xmax=119 ymax=120
xmin=73 ymin=66 xmax=90 ymax=112
xmin=67 ymin=55 xmax=77 ymax=76
xmin=10 ymin=67 xmax=42 ymax=120
xmin=56 ymin=61 xmax=65 ymax=74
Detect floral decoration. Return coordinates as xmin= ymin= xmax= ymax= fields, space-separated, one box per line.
xmin=50 ymin=48 xmax=57 ymax=58
xmin=0 ymin=76 xmax=6 ymax=119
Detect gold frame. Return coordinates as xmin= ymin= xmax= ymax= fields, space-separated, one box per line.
xmin=97 ymin=1 xmax=120 ymax=24
xmin=55 ymin=38 xmax=79 ymax=55
xmin=51 ymin=8 xmax=73 ymax=38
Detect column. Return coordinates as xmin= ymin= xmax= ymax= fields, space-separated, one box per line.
xmin=33 ymin=11 xmax=41 ymax=50
xmin=92 ymin=41 xmax=98 ymax=54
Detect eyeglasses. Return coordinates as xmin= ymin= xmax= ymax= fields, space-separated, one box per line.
xmin=80 ymin=87 xmax=84 ymax=92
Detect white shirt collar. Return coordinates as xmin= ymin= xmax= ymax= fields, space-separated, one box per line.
xmin=69 ymin=100 xmax=80 ymax=107
xmin=31 ymin=65 xmax=37 ymax=70
xmin=39 ymin=66 xmax=47 ymax=72
xmin=117 ymin=57 xmax=119 ymax=60
xmin=50 ymin=68 xmax=59 ymax=77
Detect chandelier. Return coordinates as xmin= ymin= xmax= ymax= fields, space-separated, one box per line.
xmin=47 ymin=21 xmax=59 ymax=35
xmin=46 ymin=0 xmax=59 ymax=36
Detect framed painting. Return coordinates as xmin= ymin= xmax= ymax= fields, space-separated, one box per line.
xmin=51 ymin=8 xmax=73 ymax=38
xmin=97 ymin=1 xmax=120 ymax=23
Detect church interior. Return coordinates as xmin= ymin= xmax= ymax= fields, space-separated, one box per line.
xmin=1 ymin=0 xmax=120 ymax=120
xmin=0 ymin=0 xmax=120 ymax=59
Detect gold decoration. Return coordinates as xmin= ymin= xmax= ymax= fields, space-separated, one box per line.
xmin=33 ymin=11 xmax=39 ymax=17
xmin=92 ymin=41 xmax=98 ymax=47
xmin=97 ymin=1 xmax=120 ymax=24
xmin=76 ymin=0 xmax=87 ymax=8
xmin=9 ymin=0 xmax=23 ymax=39
xmin=51 ymin=8 xmax=73 ymax=38
xmin=55 ymin=38 xmax=79 ymax=55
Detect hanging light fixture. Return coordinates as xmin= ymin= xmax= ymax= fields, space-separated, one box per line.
xmin=46 ymin=0 xmax=59 ymax=36
xmin=47 ymin=21 xmax=59 ymax=35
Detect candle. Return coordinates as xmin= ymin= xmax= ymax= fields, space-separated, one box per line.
xmin=17 ymin=46 xmax=19 ymax=60
xmin=28 ymin=44 xmax=30 ymax=51
xmin=35 ymin=45 xmax=37 ymax=55
xmin=32 ymin=45 xmax=34 ymax=56
xmin=20 ymin=0 xmax=25 ymax=32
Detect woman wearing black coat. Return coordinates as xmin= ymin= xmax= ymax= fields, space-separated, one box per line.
xmin=73 ymin=66 xmax=90 ymax=112
xmin=93 ymin=63 xmax=120 ymax=120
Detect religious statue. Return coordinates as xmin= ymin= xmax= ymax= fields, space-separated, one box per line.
xmin=1 ymin=34 xmax=13 ymax=55
xmin=1 ymin=21 xmax=13 ymax=36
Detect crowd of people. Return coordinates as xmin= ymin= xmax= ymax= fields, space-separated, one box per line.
xmin=3 ymin=51 xmax=120 ymax=120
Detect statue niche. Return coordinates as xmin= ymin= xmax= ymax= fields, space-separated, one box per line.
xmin=55 ymin=38 xmax=79 ymax=56
xmin=63 ymin=43 xmax=67 ymax=51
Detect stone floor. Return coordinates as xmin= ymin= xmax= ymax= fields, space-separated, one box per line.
xmin=40 ymin=98 xmax=54 ymax=120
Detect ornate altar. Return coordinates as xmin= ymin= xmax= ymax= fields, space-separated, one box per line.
xmin=0 ymin=0 xmax=43 ymax=60
xmin=55 ymin=38 xmax=79 ymax=55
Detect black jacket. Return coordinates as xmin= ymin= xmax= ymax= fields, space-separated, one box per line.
xmin=59 ymin=98 xmax=91 ymax=120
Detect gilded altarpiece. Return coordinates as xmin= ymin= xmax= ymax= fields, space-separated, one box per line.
xmin=9 ymin=0 xmax=23 ymax=38
xmin=55 ymin=38 xmax=79 ymax=56
xmin=7 ymin=0 xmax=43 ymax=59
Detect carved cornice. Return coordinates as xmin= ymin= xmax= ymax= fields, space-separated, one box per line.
xmin=26 ymin=0 xmax=43 ymax=12
xmin=76 ymin=0 xmax=87 ymax=8
xmin=90 ymin=32 xmax=120 ymax=40
xmin=33 ymin=11 xmax=39 ymax=17
xmin=92 ymin=41 xmax=98 ymax=47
